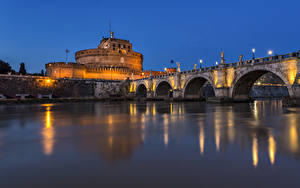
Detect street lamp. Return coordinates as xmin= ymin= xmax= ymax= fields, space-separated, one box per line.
xmin=252 ymin=48 xmax=256 ymax=59
xmin=199 ymin=59 xmax=203 ymax=68
xmin=216 ymin=61 xmax=218 ymax=66
xmin=268 ymin=50 xmax=273 ymax=56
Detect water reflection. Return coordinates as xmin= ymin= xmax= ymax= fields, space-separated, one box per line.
xmin=268 ymin=133 xmax=276 ymax=165
xmin=199 ymin=122 xmax=205 ymax=155
xmin=0 ymin=100 xmax=299 ymax=168
xmin=163 ymin=114 xmax=169 ymax=147
xmin=289 ymin=120 xmax=299 ymax=153
xmin=41 ymin=104 xmax=55 ymax=155
xmin=252 ymin=136 xmax=259 ymax=167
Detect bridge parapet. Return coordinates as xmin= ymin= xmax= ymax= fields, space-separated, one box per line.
xmin=131 ymin=50 xmax=300 ymax=102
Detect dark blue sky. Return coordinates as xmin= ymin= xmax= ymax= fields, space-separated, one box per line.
xmin=1 ymin=0 xmax=300 ymax=73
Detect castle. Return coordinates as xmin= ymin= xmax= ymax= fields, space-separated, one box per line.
xmin=46 ymin=32 xmax=153 ymax=80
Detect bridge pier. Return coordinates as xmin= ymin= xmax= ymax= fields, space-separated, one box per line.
xmin=147 ymin=91 xmax=155 ymax=98
xmin=172 ymin=89 xmax=183 ymax=99
xmin=207 ymin=87 xmax=235 ymax=103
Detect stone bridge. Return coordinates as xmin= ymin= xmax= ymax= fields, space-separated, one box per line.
xmin=130 ymin=51 xmax=300 ymax=102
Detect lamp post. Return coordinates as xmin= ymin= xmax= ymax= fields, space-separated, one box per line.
xmin=199 ymin=59 xmax=203 ymax=69
xmin=252 ymin=48 xmax=256 ymax=59
xmin=216 ymin=61 xmax=218 ymax=66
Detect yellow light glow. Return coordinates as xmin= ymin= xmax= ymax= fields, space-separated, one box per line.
xmin=268 ymin=50 xmax=273 ymax=56
xmin=46 ymin=79 xmax=51 ymax=84
xmin=252 ymin=137 xmax=258 ymax=167
xmin=169 ymin=77 xmax=175 ymax=89
xmin=42 ymin=107 xmax=55 ymax=155
xmin=130 ymin=103 xmax=136 ymax=115
xmin=163 ymin=114 xmax=169 ymax=146
xmin=178 ymin=105 xmax=182 ymax=115
xmin=130 ymin=82 xmax=136 ymax=92
xmin=252 ymin=48 xmax=256 ymax=53
xmin=213 ymin=70 xmax=218 ymax=87
xmin=215 ymin=123 xmax=220 ymax=152
xmin=107 ymin=115 xmax=114 ymax=125
xmin=46 ymin=110 xmax=51 ymax=128
xmin=146 ymin=104 xmax=150 ymax=116
xmin=152 ymin=103 xmax=156 ymax=116
xmin=152 ymin=80 xmax=156 ymax=92
xmin=289 ymin=124 xmax=298 ymax=152
xmin=268 ymin=135 xmax=276 ymax=165
xmin=286 ymin=60 xmax=298 ymax=84
xmin=226 ymin=68 xmax=235 ymax=87
xmin=199 ymin=126 xmax=205 ymax=155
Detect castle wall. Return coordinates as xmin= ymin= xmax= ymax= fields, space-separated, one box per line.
xmin=46 ymin=62 xmax=143 ymax=80
xmin=0 ymin=75 xmax=122 ymax=98
xmin=46 ymin=63 xmax=85 ymax=79
xmin=76 ymin=50 xmax=143 ymax=71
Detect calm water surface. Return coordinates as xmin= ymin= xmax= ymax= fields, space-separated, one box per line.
xmin=0 ymin=101 xmax=299 ymax=187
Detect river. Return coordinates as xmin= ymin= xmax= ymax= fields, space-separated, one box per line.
xmin=0 ymin=100 xmax=299 ymax=187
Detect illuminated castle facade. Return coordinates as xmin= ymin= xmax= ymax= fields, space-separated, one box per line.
xmin=46 ymin=32 xmax=144 ymax=80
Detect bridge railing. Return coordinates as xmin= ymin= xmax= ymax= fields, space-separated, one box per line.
xmin=133 ymin=50 xmax=300 ymax=81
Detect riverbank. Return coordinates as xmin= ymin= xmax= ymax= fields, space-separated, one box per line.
xmin=0 ymin=97 xmax=133 ymax=104
xmin=1 ymin=97 xmax=299 ymax=108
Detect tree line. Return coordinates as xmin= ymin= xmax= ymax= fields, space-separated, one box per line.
xmin=0 ymin=59 xmax=44 ymax=76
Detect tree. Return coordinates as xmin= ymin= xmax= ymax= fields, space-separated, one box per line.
xmin=0 ymin=60 xmax=14 ymax=74
xmin=41 ymin=69 xmax=45 ymax=76
xmin=19 ymin=62 xmax=27 ymax=75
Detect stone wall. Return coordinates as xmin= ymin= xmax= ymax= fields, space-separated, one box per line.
xmin=0 ymin=75 xmax=123 ymax=98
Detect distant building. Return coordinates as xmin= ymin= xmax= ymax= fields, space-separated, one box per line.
xmin=164 ymin=68 xmax=177 ymax=74
xmin=46 ymin=32 xmax=144 ymax=80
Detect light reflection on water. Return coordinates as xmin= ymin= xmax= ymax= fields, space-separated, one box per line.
xmin=0 ymin=100 xmax=300 ymax=187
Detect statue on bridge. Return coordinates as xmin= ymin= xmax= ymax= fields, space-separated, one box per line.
xmin=220 ymin=51 xmax=225 ymax=64
xmin=177 ymin=62 xmax=181 ymax=72
xmin=237 ymin=54 xmax=243 ymax=66
xmin=239 ymin=54 xmax=243 ymax=62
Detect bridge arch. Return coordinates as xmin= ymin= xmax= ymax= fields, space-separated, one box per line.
xmin=155 ymin=81 xmax=173 ymax=98
xmin=136 ymin=84 xmax=147 ymax=97
xmin=183 ymin=76 xmax=216 ymax=99
xmin=230 ymin=68 xmax=292 ymax=101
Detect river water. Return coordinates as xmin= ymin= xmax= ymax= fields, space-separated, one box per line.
xmin=0 ymin=100 xmax=299 ymax=187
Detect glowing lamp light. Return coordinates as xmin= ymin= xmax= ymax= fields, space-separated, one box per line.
xmin=216 ymin=61 xmax=218 ymax=65
xmin=46 ymin=79 xmax=51 ymax=84
xmin=252 ymin=48 xmax=256 ymax=53
xmin=164 ymin=67 xmax=167 ymax=71
xmin=268 ymin=50 xmax=273 ymax=56
xmin=199 ymin=59 xmax=203 ymax=64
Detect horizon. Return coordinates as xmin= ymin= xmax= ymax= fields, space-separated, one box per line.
xmin=1 ymin=0 xmax=300 ymax=73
